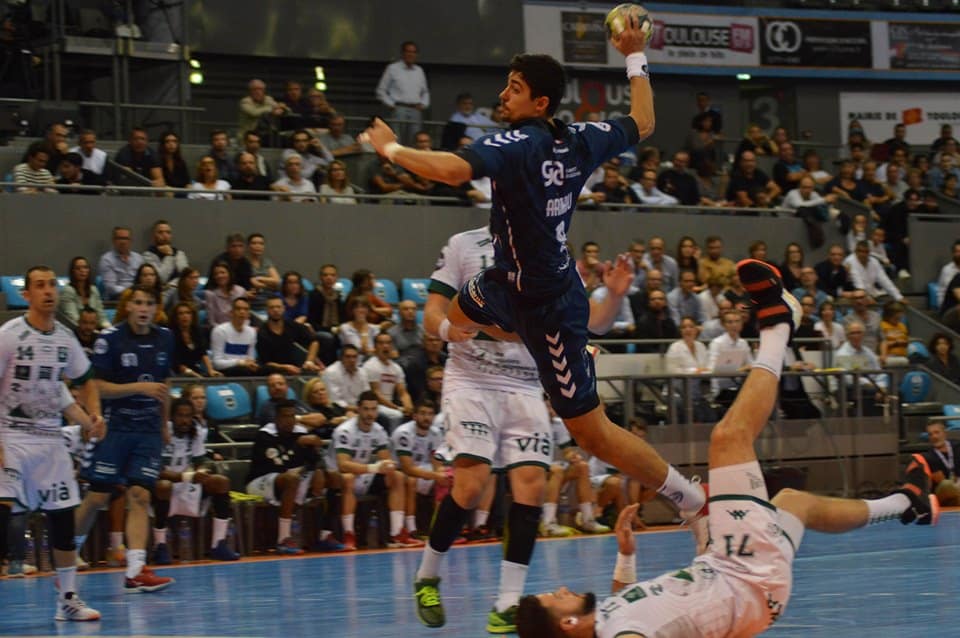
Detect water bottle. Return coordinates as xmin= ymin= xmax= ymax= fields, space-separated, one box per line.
xmin=38 ymin=527 xmax=52 ymax=572
xmin=177 ymin=518 xmax=194 ymax=562
xmin=226 ymin=519 xmax=238 ymax=554
xmin=23 ymin=529 xmax=35 ymax=567
xmin=290 ymin=513 xmax=302 ymax=548
xmin=366 ymin=510 xmax=380 ymax=549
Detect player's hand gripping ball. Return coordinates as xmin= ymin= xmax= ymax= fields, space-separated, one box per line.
xmin=605 ymin=3 xmax=653 ymax=44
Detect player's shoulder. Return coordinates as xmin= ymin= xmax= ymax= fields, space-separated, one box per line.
xmin=333 ymin=418 xmax=356 ymax=435
xmin=0 ymin=315 xmax=26 ymax=337
xmin=392 ymin=421 xmax=414 ymax=438
xmin=52 ymin=320 xmax=79 ymax=340
xmin=447 ymin=226 xmax=491 ymax=248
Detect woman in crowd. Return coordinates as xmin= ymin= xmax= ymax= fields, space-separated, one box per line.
xmin=203 ymin=262 xmax=246 ymax=327
xmin=115 ymin=263 xmax=168 ymax=325
xmin=279 ymin=271 xmax=310 ymax=325
xmin=846 ymin=213 xmax=870 ymax=254
xmin=684 ymin=112 xmax=720 ymax=175
xmin=780 ymin=242 xmax=805 ymax=292
xmin=59 ymin=255 xmax=109 ymax=328
xmin=735 ymin=123 xmax=777 ymax=162
xmin=879 ymin=300 xmax=909 ymax=365
xmin=164 ymin=267 xmax=203 ymax=317
xmin=664 ymin=316 xmax=714 ymax=422
xmin=338 ymin=296 xmax=379 ymax=361
xmin=348 ymin=268 xmax=393 ymax=324
xmin=927 ymin=333 xmax=960 ymax=383
xmin=171 ymin=302 xmax=220 ymax=378
xmin=247 ymin=233 xmax=281 ymax=312
xmin=301 ymin=377 xmax=352 ymax=438
xmin=826 ymin=160 xmax=867 ymax=203
xmin=319 ymin=160 xmax=359 ymax=204
xmin=675 ymin=236 xmax=699 ymax=281
xmin=158 ymin=131 xmax=190 ymax=190
xmin=814 ymin=301 xmax=844 ymax=352
xmin=801 ymin=149 xmax=833 ymax=188
xmin=188 ymin=156 xmax=232 ymax=200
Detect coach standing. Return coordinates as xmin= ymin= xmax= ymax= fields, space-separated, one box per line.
xmin=376 ymin=41 xmax=430 ymax=146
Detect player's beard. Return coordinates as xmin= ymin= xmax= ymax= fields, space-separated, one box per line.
xmin=581 ymin=592 xmax=597 ymax=615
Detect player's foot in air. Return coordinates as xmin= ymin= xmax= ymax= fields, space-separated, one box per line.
xmin=151 ymin=542 xmax=172 ymax=565
xmin=679 ymin=480 xmax=711 ymax=555
xmin=54 ymin=592 xmax=101 ymax=621
xmin=736 ymin=259 xmax=801 ymax=334
xmin=124 ymin=566 xmax=174 ymax=593
xmin=898 ymin=454 xmax=940 ymax=526
xmin=486 ymin=605 xmax=518 ymax=634
xmin=413 ymin=577 xmax=445 ymax=628
xmin=540 ymin=521 xmax=576 ymax=537
xmin=208 ymin=539 xmax=241 ymax=561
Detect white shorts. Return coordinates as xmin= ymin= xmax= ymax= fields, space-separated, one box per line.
xmin=442 ymin=389 xmax=551 ymax=470
xmin=246 ymin=471 xmax=313 ymax=507
xmin=413 ymin=465 xmax=435 ymax=496
xmin=169 ymin=481 xmax=209 ymax=518
xmin=0 ymin=437 xmax=81 ymax=513
xmin=590 ymin=472 xmax=621 ymax=492
xmin=699 ymin=460 xmax=805 ymax=634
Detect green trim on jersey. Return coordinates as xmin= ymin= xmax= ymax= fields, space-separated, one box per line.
xmin=335 ymin=447 xmax=353 ymax=456
xmin=396 ymin=450 xmax=413 ymax=457
xmin=373 ymin=444 xmax=387 ymax=453
xmin=708 ymin=494 xmax=776 ymax=511
xmin=69 ymin=365 xmax=94 ymax=385
xmin=781 ymin=528 xmax=798 ymax=554
xmin=428 ymin=280 xmax=457 ymax=299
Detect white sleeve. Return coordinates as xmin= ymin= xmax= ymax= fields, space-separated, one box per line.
xmin=872 ymin=261 xmax=903 ymax=300
xmin=65 ymin=332 xmax=93 ymax=381
xmin=937 ymin=264 xmax=952 ymax=306
xmin=429 ymin=234 xmax=466 ymax=295
xmin=210 ymin=325 xmax=228 ymax=369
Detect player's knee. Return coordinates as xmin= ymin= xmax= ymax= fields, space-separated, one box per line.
xmin=572 ymin=460 xmax=588 ymax=477
xmin=342 ymin=473 xmax=355 ymax=487
xmin=208 ymin=474 xmax=230 ymax=494
xmin=709 ymin=420 xmax=753 ymax=451
xmin=127 ymin=484 xmax=151 ymax=507
xmin=154 ymin=480 xmax=172 ymax=500
xmin=770 ymin=488 xmax=808 ymax=511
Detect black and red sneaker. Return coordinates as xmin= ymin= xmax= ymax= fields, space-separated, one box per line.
xmin=736 ymin=259 xmax=802 ymax=334
xmin=897 ymin=453 xmax=940 ymax=526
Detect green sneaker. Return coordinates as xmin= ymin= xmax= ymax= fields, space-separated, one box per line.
xmin=414 ymin=577 xmax=445 ymax=628
xmin=486 ymin=605 xmax=518 ymax=634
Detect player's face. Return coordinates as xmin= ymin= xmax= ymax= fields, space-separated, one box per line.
xmin=535 ymin=588 xmax=597 ymax=622
xmin=358 ymin=399 xmax=379 ymax=426
xmin=127 ymin=291 xmax=156 ymax=328
xmin=24 ymin=269 xmax=59 ymax=314
xmin=498 ymin=71 xmax=546 ymax=123
xmin=414 ymin=407 xmax=436 ymax=429
xmin=276 ymin=407 xmax=297 ymax=432
xmin=173 ymin=405 xmax=195 ymax=435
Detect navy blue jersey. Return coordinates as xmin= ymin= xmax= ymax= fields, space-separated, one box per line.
xmin=91 ymin=323 xmax=173 ymax=432
xmin=460 ymin=117 xmax=640 ymax=297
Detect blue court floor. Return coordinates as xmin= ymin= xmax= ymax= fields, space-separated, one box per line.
xmin=2 ymin=512 xmax=959 ymax=637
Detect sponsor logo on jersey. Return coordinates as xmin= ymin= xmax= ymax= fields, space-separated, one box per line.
xmin=545 ymin=192 xmax=573 ymax=218
xmin=467 ymin=273 xmax=486 ymax=308
xmin=121 ymin=352 xmax=138 ymax=367
xmin=38 ymin=481 xmax=72 ymax=505
xmin=461 ymin=421 xmax=490 ymax=438
xmin=541 ymin=160 xmax=565 ymax=187
xmin=727 ymin=509 xmax=749 ymax=520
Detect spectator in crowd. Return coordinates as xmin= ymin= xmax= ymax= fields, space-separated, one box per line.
xmin=826 ymin=160 xmax=867 ymax=204
xmin=942 ymin=174 xmax=959 ymax=200
xmin=446 ymin=92 xmax=498 ymax=143
xmin=272 ymin=153 xmax=318 ymax=202
xmin=795 ymin=295 xmax=823 ymax=341
xmin=302 ymin=377 xmax=353 ymax=432
xmin=792 ymin=266 xmax=829 ymax=311
xmin=632 ymin=289 xmax=678 ymax=352
xmin=927 ymin=333 xmax=960 ymax=383
xmin=206 ymin=130 xmax=237 ymax=183
xmin=319 ymin=160 xmax=359 ymax=204
xmin=801 ymin=149 xmax=832 ymax=188
xmin=171 ymin=301 xmax=219 ymax=378
xmin=747 ymin=240 xmax=770 ymax=264
xmin=931 ymin=124 xmax=956 ymax=154
xmin=13 ymin=141 xmax=56 ymax=193
xmin=55 ymin=152 xmax=105 ymax=193
xmin=834 ymin=320 xmax=887 ymax=416
xmin=362 ymin=332 xmax=414 ymax=430
xmin=707 ymin=309 xmax=753 ymax=412
xmin=304 ymin=88 xmax=337 ymax=132
xmin=307 ymin=263 xmax=347 ymax=364
xmin=665 ymin=316 xmax=714 ymax=422
xmin=376 ymin=40 xmax=430 ymax=146
xmin=70 ymin=129 xmax=107 ymax=176
xmin=590 ymin=165 xmax=634 ymax=208
xmin=59 ymin=256 xmax=108 ymax=328
xmin=114 ymin=263 xmax=168 ymax=326
xmin=698 ymin=276 xmax=725 ymax=322
xmin=164 ymin=267 xmax=202 ymax=318
xmin=369 ymin=156 xmax=418 ymax=199
xmin=210 ymin=297 xmax=260 ymax=376
xmin=869 ymin=227 xmax=895 ymax=277
xmin=814 ymin=243 xmax=852 ymax=300
xmin=655 ymin=150 xmax=700 ymax=205
xmin=693 ymin=158 xmax=723 ymax=206
xmin=389 ymin=300 xmax=424 ymax=359
xmin=278 ymin=271 xmax=310 ymax=324
xmin=920 ymin=421 xmax=960 ymax=507
xmin=204 ymin=262 xmax=247 ymax=328
xmin=421 ymin=365 xmax=444 ymax=405
xmin=772 ymin=142 xmax=805 ymax=194
xmin=879 ymin=147 xmax=909 ymax=184
xmin=666 ymin=270 xmax=703 ymax=325
xmin=676 ymin=236 xmax=699 ymax=281
xmin=625 ymin=239 xmax=646 ymax=293
xmin=247 ymin=232 xmax=281 ymax=312
xmin=114 ymin=127 xmax=164 ymax=187
xmin=879 ymin=300 xmax=909 ymax=365
xmin=318 ymin=114 xmax=364 ymax=158
xmin=98 ymin=225 xmax=144 ymax=300
xmin=922 ymin=188 xmax=941 ymax=214
xmin=861 ymin=160 xmax=892 ymax=213
xmin=879 ymin=123 xmax=910 ymax=161
xmin=698 ymin=235 xmax=736 ymax=288
xmin=927 ymin=154 xmax=960 ymax=194
xmin=322 ymin=345 xmax=370 ymax=411
xmin=846 ymin=212 xmax=869 ymax=254
xmin=700 ymin=296 xmax=733 ymax=340
xmin=780 ymin=242 xmax=805 ymax=292
xmin=24 ymin=121 xmax=67 ymax=170
xmin=155 ymin=131 xmax=190 ymax=190
xmin=642 ymin=236 xmax=678 ymax=292
xmin=691 ymin=91 xmax=722 ymax=133
xmin=628 ymin=268 xmax=662 ymax=323
xmin=844 ymin=240 xmax=904 ymax=301
xmin=240 ymin=130 xmax=274 ymax=181
xmin=934 ymin=137 xmax=960 ymax=165
xmin=847 ymin=118 xmax=871 ymax=151
xmin=883 ymin=188 xmax=919 ymax=279
xmin=282 ymin=129 xmax=332 ymax=184
xmin=257 ymin=298 xmax=322 ymax=376
xmin=631 ymin=168 xmax=678 ymax=206
xmin=231 ymin=152 xmax=273 ymax=199
xmin=782 ymin=176 xmax=835 ymax=247
xmin=880 ymin=161 xmax=909 ymax=205
xmin=142 ymin=219 xmax=189 ymax=289
xmin=72 ymin=305 xmax=100 ymax=355
xmin=400 ymin=334 xmax=446 ymax=404
xmin=590 ymin=280 xmax=635 ymax=347
xmin=684 ymin=112 xmax=720 ymax=176
xmin=576 ymin=241 xmax=607 ymax=294
xmin=735 ymin=124 xmax=777 ymax=162
xmin=339 ymin=296 xmax=379 ymax=360
xmin=846 ymin=142 xmax=867 ymax=179
xmin=843 ymin=289 xmax=882 ymax=352
xmin=188 ymin=156 xmax=232 ymax=200
xmin=936 ymin=240 xmax=960 ymax=309
xmin=814 ymin=300 xmax=844 ymax=351
xmin=255 ymin=373 xmax=325 ymax=428
xmin=349 ymin=269 xmax=393 ymax=324
xmin=277 ymin=80 xmax=311 ymax=119
xmin=726 ymin=150 xmax=780 ymax=208
xmin=238 ymin=78 xmax=285 ymax=141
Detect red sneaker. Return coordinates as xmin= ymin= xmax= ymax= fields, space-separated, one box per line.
xmin=341 ymin=531 xmax=357 ymax=551
xmin=124 ymin=566 xmax=175 ymax=593
xmin=388 ymin=528 xmax=425 ymax=548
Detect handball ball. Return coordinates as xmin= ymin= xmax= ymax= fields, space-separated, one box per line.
xmin=604 ymin=4 xmax=653 ymax=43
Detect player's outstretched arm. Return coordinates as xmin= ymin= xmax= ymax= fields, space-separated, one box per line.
xmin=610 ymin=9 xmax=655 ymax=139
xmin=611 ymin=503 xmax=640 ymax=593
xmin=361 ymin=118 xmax=473 ymax=186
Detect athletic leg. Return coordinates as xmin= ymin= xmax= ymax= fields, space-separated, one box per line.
xmin=150 ymin=481 xmax=172 ymax=565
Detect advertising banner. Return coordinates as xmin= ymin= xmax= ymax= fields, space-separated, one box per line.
xmin=759 ymin=17 xmax=871 ymax=68
xmin=646 ymin=13 xmax=759 ymax=67
xmin=888 ymin=22 xmax=960 ymax=70
xmin=560 ymin=12 xmax=609 ymax=65
xmin=839 ymin=92 xmax=960 ymax=146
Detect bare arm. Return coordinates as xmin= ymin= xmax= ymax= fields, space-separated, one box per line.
xmin=397 ymin=454 xmax=444 ymax=482
xmin=611 ymin=503 xmax=640 ymax=594
xmin=362 ymin=118 xmax=473 ymax=186
xmin=611 ymin=9 xmax=655 ymax=139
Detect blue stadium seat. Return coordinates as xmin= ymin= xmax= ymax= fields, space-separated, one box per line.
xmin=302 ymin=278 xmax=314 ymax=292
xmin=1 ymin=276 xmax=27 ymax=309
xmin=336 ymin=278 xmax=353 ymax=297
xmin=198 ymin=276 xmax=209 ymax=289
xmin=401 ymin=278 xmax=430 ymax=306
xmin=900 ymin=370 xmax=931 ymax=404
xmin=254 ymin=384 xmax=295 ymax=413
xmin=94 ymin=275 xmax=105 ymax=297
xmin=416 ymin=309 xmax=424 ymax=326
xmin=907 ymin=340 xmax=930 ymax=363
xmin=945 ymin=404 xmax=960 ymax=430
xmin=373 ymin=279 xmax=399 ymax=305
xmin=205 ymin=383 xmax=253 ymax=423
xmin=928 ymin=282 xmax=939 ymax=311
xmin=103 ymin=308 xmax=117 ymax=324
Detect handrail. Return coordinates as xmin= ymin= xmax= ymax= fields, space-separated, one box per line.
xmin=595 ymin=201 xmax=790 ymax=216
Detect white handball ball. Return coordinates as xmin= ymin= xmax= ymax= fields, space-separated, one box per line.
xmin=604 ymin=3 xmax=653 ymax=43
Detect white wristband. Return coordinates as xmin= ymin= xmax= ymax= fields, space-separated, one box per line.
xmin=613 ymin=552 xmax=637 ymax=584
xmin=626 ymin=52 xmax=649 ymax=80
xmin=383 ymin=141 xmax=402 ymax=162
xmin=367 ymin=462 xmax=381 ymax=475
xmin=181 ymin=471 xmax=196 ymax=484
xmin=438 ymin=318 xmax=451 ymax=342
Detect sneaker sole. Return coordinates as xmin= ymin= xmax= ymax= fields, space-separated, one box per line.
xmin=486 ymin=623 xmax=517 ymax=634
xmin=54 ymin=613 xmax=102 ymax=621
xmin=124 ymin=579 xmax=175 ymax=594
xmin=927 ymin=494 xmax=941 ymax=526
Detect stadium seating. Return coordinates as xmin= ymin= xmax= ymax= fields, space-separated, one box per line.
xmin=254 ymin=384 xmax=295 ymax=414
xmin=205 ymin=383 xmax=253 ymax=423
xmin=401 ymin=278 xmax=430 ymax=305
xmin=373 ymin=279 xmax=399 ymax=305
xmin=944 ymin=404 xmax=960 ymax=430
xmin=928 ymin=282 xmax=939 ymax=311
xmin=0 ymin=276 xmax=26 ymax=309
xmin=900 ymin=370 xmax=932 ymax=404
xmin=336 ymin=278 xmax=353 ymax=297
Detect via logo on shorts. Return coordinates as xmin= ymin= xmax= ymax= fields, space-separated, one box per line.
xmin=38 ymin=481 xmax=72 ymax=504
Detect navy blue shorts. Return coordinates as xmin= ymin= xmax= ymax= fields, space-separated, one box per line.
xmin=79 ymin=430 xmax=163 ymax=487
xmin=457 ymin=268 xmax=600 ymax=419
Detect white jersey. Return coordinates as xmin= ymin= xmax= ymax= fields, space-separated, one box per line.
xmin=361 ymin=357 xmax=406 ymax=400
xmin=161 ymin=421 xmax=208 ymax=473
xmin=589 ymin=454 xmax=619 ymax=477
xmin=430 ymin=227 xmax=540 ymax=397
xmin=391 ymin=420 xmax=441 ymax=466
xmin=327 ymin=417 xmax=390 ymax=467
xmin=549 ymin=417 xmax=572 ymax=460
xmin=61 ymin=424 xmax=85 ymax=463
xmin=0 ymin=316 xmax=91 ymax=442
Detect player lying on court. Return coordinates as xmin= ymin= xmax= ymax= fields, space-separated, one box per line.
xmin=514 ymin=260 xmax=940 ymax=638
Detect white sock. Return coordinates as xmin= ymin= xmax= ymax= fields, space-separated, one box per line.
xmin=342 ymin=514 xmax=355 ymax=534
xmin=541 ymin=502 xmax=557 ymax=526
xmin=278 ymin=517 xmax=292 ymax=543
xmin=474 ymin=509 xmax=490 ymax=528
xmin=405 ymin=515 xmax=417 ymax=534
xmin=416 ymin=544 xmax=445 ymax=581
xmin=390 ymin=510 xmax=404 ymax=537
xmin=212 ymin=518 xmax=229 ymax=547
xmin=865 ymin=493 xmax=911 ymax=525
xmin=579 ymin=502 xmax=595 ymax=522
xmin=318 ymin=529 xmax=331 ymax=541
xmin=495 ymin=561 xmax=529 ymax=612
xmin=110 ymin=531 xmax=124 ymax=550
xmin=57 ymin=566 xmax=77 ymax=595
xmin=125 ymin=549 xmax=146 ymax=579
xmin=658 ymin=466 xmax=706 ymax=513
xmin=753 ymin=324 xmax=791 ymax=379
xmin=153 ymin=528 xmax=167 ymax=546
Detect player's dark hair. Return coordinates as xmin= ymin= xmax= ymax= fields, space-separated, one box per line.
xmin=358 ymin=390 xmax=379 ymax=405
xmin=276 ymin=399 xmax=298 ymax=413
xmin=24 ymin=265 xmax=54 ymax=289
xmin=516 ymin=596 xmax=564 ymax=638
xmin=340 ymin=344 xmax=359 ymax=356
xmin=130 ymin=283 xmax=160 ymax=303
xmin=172 ymin=397 xmax=194 ymax=415
xmin=415 ymin=398 xmax=437 ymax=412
xmin=508 ymin=54 xmax=565 ymax=117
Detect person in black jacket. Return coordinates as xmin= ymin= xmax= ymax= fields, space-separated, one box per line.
xmin=307 ymin=264 xmax=347 ymax=364
xmin=920 ymin=421 xmax=960 ymax=505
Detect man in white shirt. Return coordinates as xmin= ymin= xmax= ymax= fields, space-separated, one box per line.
xmin=667 ymin=270 xmax=703 ymax=325
xmin=70 ymin=129 xmax=107 ymax=176
xmin=271 ymin=153 xmax=318 ymax=203
xmin=630 ymin=169 xmax=679 ymax=206
xmin=376 ymin=41 xmax=430 ymax=145
xmin=834 ymin=320 xmax=888 ymax=416
xmin=936 ymin=240 xmax=960 ymax=308
xmin=98 ymin=226 xmax=144 ymax=300
xmin=361 ymin=332 xmax=413 ymax=430
xmin=448 ymin=92 xmax=498 ymax=141
xmin=322 ymin=345 xmax=370 ymax=412
xmin=210 ymin=298 xmax=260 ymax=376
xmin=844 ymin=240 xmax=904 ymax=301
xmin=708 ymin=309 xmax=753 ymax=410
xmin=781 ymin=175 xmax=837 ymax=214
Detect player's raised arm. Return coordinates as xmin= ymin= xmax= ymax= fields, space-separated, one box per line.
xmin=611 ymin=502 xmax=640 ymax=593
xmin=361 ymin=118 xmax=473 ymax=186
xmin=610 ymin=7 xmax=655 ymax=139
